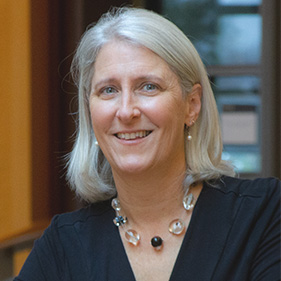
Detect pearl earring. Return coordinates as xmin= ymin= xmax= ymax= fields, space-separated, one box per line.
xmin=187 ymin=128 xmax=192 ymax=141
xmin=187 ymin=120 xmax=195 ymax=141
xmin=95 ymin=140 xmax=99 ymax=146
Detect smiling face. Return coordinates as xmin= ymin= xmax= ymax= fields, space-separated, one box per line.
xmin=90 ymin=40 xmax=194 ymax=176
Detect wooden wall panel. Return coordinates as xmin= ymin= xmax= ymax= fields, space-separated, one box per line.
xmin=0 ymin=0 xmax=32 ymax=240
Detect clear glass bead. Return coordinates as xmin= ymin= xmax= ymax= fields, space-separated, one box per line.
xmin=168 ymin=219 xmax=185 ymax=235
xmin=125 ymin=229 xmax=140 ymax=246
xmin=183 ymin=193 xmax=195 ymax=210
xmin=111 ymin=198 xmax=121 ymax=211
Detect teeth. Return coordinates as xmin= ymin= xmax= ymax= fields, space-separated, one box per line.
xmin=117 ymin=131 xmax=150 ymax=140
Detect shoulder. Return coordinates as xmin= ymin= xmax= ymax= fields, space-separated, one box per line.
xmin=211 ymin=176 xmax=280 ymax=198
xmin=200 ymin=177 xmax=280 ymax=280
xmin=17 ymin=200 xmax=115 ymax=280
xmin=203 ymin=176 xmax=280 ymax=217
xmin=46 ymin=199 xmax=113 ymax=236
xmin=34 ymin=199 xmax=114 ymax=263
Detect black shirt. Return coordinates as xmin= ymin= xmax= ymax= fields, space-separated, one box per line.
xmin=15 ymin=177 xmax=281 ymax=280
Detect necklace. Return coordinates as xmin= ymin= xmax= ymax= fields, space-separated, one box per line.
xmin=111 ymin=186 xmax=196 ymax=250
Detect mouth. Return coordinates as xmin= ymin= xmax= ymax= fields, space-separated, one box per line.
xmin=115 ymin=130 xmax=152 ymax=140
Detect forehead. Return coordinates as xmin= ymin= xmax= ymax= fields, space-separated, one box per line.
xmin=93 ymin=40 xmax=173 ymax=79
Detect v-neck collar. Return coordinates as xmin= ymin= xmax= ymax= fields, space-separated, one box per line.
xmin=109 ymin=180 xmax=237 ymax=281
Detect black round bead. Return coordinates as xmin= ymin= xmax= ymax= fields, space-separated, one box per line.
xmin=151 ymin=236 xmax=163 ymax=248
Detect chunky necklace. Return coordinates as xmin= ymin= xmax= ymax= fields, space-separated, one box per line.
xmin=112 ymin=186 xmax=196 ymax=250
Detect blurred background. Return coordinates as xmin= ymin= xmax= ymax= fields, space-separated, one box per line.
xmin=0 ymin=0 xmax=280 ymax=279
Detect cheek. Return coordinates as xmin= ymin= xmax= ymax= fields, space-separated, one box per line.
xmin=89 ymin=101 xmax=112 ymax=134
xmin=146 ymin=98 xmax=185 ymax=127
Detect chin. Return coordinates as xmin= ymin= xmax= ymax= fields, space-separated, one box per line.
xmin=120 ymin=164 xmax=148 ymax=174
xmin=114 ymin=159 xmax=151 ymax=175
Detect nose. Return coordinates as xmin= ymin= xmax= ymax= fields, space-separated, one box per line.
xmin=116 ymin=91 xmax=141 ymax=122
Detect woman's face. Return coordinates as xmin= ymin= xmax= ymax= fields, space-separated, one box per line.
xmin=90 ymin=40 xmax=195 ymax=176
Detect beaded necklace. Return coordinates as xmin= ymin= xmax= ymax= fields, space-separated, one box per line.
xmin=111 ymin=185 xmax=196 ymax=250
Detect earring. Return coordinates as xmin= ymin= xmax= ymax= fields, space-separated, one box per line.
xmin=187 ymin=120 xmax=195 ymax=141
xmin=95 ymin=140 xmax=99 ymax=146
xmin=187 ymin=128 xmax=192 ymax=141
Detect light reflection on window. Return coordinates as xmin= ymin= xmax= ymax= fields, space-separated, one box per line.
xmin=222 ymin=151 xmax=261 ymax=174
xmin=216 ymin=15 xmax=262 ymax=65
xmin=214 ymin=76 xmax=260 ymax=93
xmin=218 ymin=0 xmax=261 ymax=6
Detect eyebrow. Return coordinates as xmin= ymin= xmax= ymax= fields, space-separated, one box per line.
xmin=92 ymin=75 xmax=165 ymax=91
xmin=92 ymin=78 xmax=118 ymax=92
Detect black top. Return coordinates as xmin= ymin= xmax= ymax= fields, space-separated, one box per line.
xmin=15 ymin=177 xmax=281 ymax=281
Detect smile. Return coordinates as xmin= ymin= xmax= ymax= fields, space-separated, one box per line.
xmin=115 ymin=130 xmax=152 ymax=140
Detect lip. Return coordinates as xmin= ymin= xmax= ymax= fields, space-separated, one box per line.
xmin=114 ymin=130 xmax=152 ymax=141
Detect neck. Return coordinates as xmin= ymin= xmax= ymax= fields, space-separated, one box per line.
xmin=112 ymin=162 xmax=187 ymax=226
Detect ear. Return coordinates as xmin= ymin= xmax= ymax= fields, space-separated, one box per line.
xmin=185 ymin=83 xmax=202 ymax=126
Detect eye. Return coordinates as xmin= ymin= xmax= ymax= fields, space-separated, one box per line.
xmin=96 ymin=86 xmax=119 ymax=99
xmin=142 ymin=83 xmax=158 ymax=91
xmin=102 ymin=87 xmax=117 ymax=94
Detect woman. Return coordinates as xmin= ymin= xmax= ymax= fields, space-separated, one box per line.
xmin=16 ymin=7 xmax=280 ymax=281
